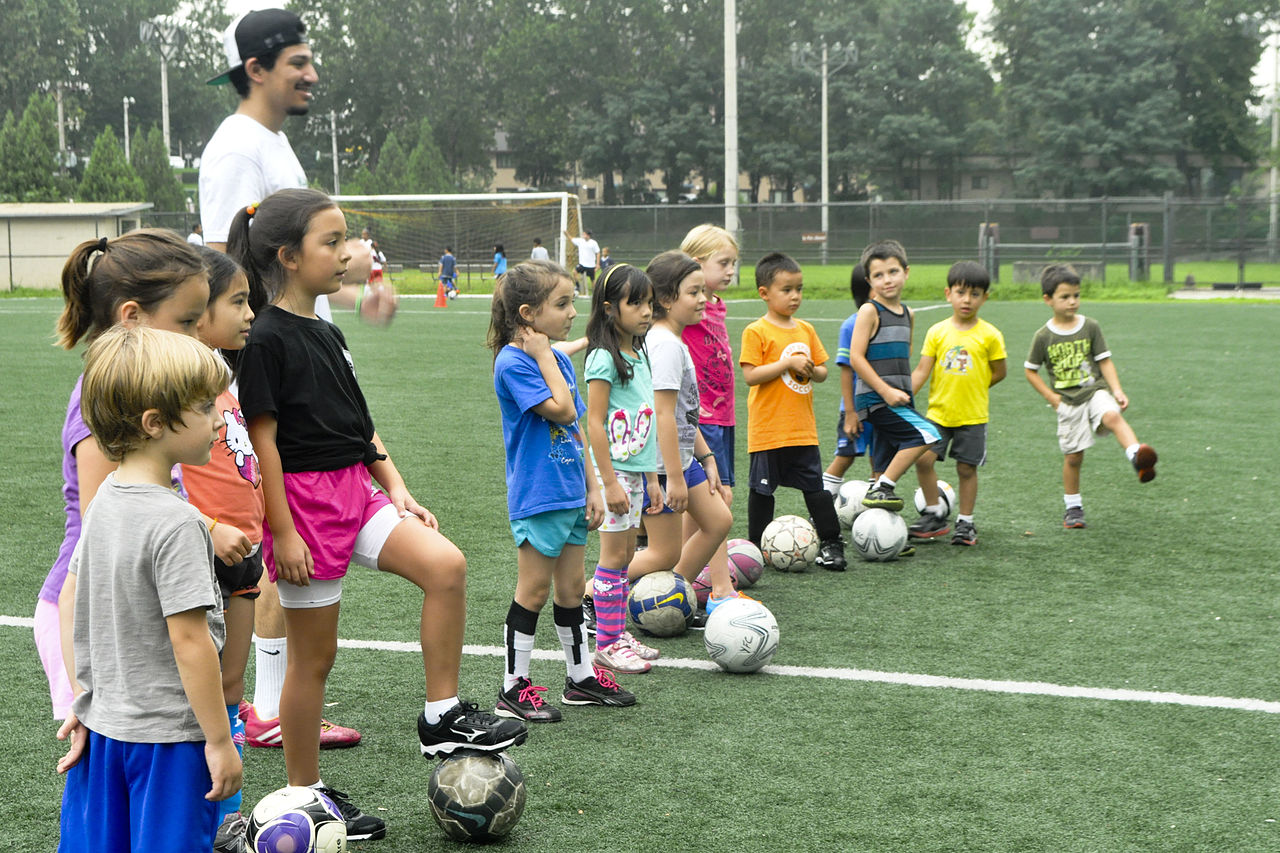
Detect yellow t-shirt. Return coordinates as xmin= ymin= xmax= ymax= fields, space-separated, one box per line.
xmin=920 ymin=317 xmax=1007 ymax=427
xmin=740 ymin=317 xmax=828 ymax=451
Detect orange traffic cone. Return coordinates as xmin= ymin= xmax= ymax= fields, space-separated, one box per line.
xmin=435 ymin=281 xmax=447 ymax=307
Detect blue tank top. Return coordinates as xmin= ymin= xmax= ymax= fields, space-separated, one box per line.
xmin=853 ymin=301 xmax=912 ymax=417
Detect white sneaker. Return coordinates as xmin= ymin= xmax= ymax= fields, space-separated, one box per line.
xmin=593 ymin=639 xmax=652 ymax=674
xmin=621 ymin=630 xmax=660 ymax=661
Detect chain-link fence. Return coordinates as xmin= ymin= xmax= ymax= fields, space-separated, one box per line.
xmin=143 ymin=195 xmax=1280 ymax=287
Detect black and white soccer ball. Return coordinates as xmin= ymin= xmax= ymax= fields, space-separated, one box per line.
xmin=760 ymin=514 xmax=819 ymax=572
xmin=850 ymin=508 xmax=909 ymax=561
xmin=835 ymin=479 xmax=871 ymax=528
xmin=428 ymin=750 xmax=527 ymax=842
xmin=704 ymin=598 xmax=780 ymax=673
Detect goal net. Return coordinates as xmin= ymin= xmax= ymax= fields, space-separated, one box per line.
xmin=332 ymin=192 xmax=581 ymax=276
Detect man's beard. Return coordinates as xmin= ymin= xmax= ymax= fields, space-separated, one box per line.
xmin=286 ymin=105 xmax=311 ymax=117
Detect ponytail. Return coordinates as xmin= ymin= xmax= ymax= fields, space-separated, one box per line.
xmin=227 ymin=189 xmax=338 ymax=313
xmin=488 ymin=260 xmax=569 ymax=360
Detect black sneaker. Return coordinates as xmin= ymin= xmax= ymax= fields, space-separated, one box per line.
xmin=897 ymin=543 xmax=916 ymax=558
xmin=815 ymin=539 xmax=847 ymax=571
xmin=687 ymin=609 xmax=708 ymax=629
xmin=496 ymin=677 xmax=562 ymax=723
xmin=315 ymin=785 xmax=386 ymax=841
xmin=1063 ymin=506 xmax=1086 ymax=529
xmin=951 ymin=518 xmax=977 ymax=546
xmin=582 ymin=594 xmax=597 ymax=636
xmin=908 ymin=512 xmax=951 ymax=540
xmin=562 ymin=667 xmax=637 ymax=706
xmin=862 ymin=483 xmax=904 ymax=511
xmin=213 ymin=812 xmax=249 ymax=853
xmin=417 ymin=701 xmax=528 ymax=758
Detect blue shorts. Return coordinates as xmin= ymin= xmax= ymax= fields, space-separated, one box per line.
xmin=511 ymin=506 xmax=588 ymax=558
xmin=748 ymin=445 xmax=824 ymax=495
xmin=834 ymin=410 xmax=874 ymax=458
xmin=865 ymin=405 xmax=942 ymax=474
xmin=59 ymin=730 xmax=219 ymax=853
xmin=698 ymin=424 xmax=736 ymax=486
xmin=641 ymin=458 xmax=709 ymax=514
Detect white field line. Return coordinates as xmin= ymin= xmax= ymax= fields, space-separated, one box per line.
xmin=5 ymin=613 xmax=1275 ymax=715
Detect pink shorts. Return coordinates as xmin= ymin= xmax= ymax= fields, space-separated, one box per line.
xmin=35 ymin=597 xmax=73 ymax=720
xmin=263 ymin=464 xmax=393 ymax=583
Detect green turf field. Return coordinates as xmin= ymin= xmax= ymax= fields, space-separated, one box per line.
xmin=2 ymin=295 xmax=1279 ymax=851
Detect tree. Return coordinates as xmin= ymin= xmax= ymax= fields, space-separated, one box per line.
xmin=0 ymin=0 xmax=80 ymax=119
xmin=132 ymin=125 xmax=186 ymax=211
xmin=79 ymin=126 xmax=146 ymax=202
xmin=406 ymin=117 xmax=452 ymax=194
xmin=371 ymin=131 xmax=411 ymax=194
xmin=990 ymin=0 xmax=1182 ymax=197
xmin=0 ymin=93 xmax=63 ymax=201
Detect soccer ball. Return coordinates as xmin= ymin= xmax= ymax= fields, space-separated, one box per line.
xmin=850 ymin=509 xmax=909 ymax=562
xmin=726 ymin=538 xmax=765 ymax=587
xmin=704 ymin=598 xmax=780 ymax=673
xmin=691 ymin=564 xmax=737 ymax=608
xmin=428 ymin=750 xmax=527 ymax=843
xmin=247 ymin=786 xmax=348 ymax=853
xmin=628 ymin=570 xmax=698 ymax=636
xmin=913 ymin=479 xmax=956 ymax=517
xmin=835 ymin=479 xmax=871 ymax=528
xmin=760 ymin=515 xmax=819 ymax=572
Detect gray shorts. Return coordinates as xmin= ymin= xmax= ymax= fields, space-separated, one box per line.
xmin=1056 ymin=389 xmax=1119 ymax=454
xmin=929 ymin=423 xmax=987 ymax=467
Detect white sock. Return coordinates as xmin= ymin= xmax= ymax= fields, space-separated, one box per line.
xmin=504 ymin=624 xmax=536 ymax=692
xmin=1124 ymin=443 xmax=1139 ymax=461
xmin=957 ymin=513 xmax=974 ymax=524
xmin=927 ymin=502 xmax=945 ymax=517
xmin=1064 ymin=494 xmax=1083 ymax=509
xmin=424 ymin=697 xmax=459 ymax=725
xmin=822 ymin=473 xmax=843 ymax=496
xmin=252 ymin=635 xmax=287 ymax=719
xmin=308 ymin=779 xmax=326 ymax=791
xmin=877 ymin=475 xmax=897 ymax=488
xmin=556 ymin=622 xmax=594 ymax=684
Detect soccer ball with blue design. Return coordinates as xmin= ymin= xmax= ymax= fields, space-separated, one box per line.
xmin=247 ymin=786 xmax=347 ymax=853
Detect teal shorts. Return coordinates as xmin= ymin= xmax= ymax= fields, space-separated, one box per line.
xmin=510 ymin=506 xmax=588 ymax=558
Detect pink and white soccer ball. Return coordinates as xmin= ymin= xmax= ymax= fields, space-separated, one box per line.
xmin=726 ymin=538 xmax=765 ymax=587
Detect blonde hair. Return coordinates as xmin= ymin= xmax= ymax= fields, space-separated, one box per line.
xmin=680 ymin=223 xmax=739 ymax=261
xmin=81 ymin=325 xmax=228 ymax=462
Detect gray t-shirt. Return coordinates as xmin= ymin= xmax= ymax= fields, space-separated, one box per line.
xmin=1024 ymin=315 xmax=1112 ymax=407
xmin=645 ymin=324 xmax=699 ymax=473
xmin=69 ymin=474 xmax=223 ymax=743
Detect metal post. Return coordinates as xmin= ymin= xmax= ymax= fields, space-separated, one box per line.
xmin=724 ymin=0 xmax=740 ymax=241
xmin=792 ymin=40 xmax=855 ymax=267
xmin=1100 ymin=199 xmax=1108 ymax=284
xmin=1162 ymin=191 xmax=1174 ymax=283
xmin=159 ymin=57 xmax=170 ymax=155
xmin=122 ymin=97 xmax=134 ymax=163
xmin=820 ymin=43 xmax=829 ymax=266
xmin=330 ymin=110 xmax=340 ymax=194
xmin=1270 ymin=32 xmax=1278 ymax=262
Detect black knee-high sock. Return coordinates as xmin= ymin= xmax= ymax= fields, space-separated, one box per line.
xmin=804 ymin=489 xmax=841 ymax=542
xmin=503 ymin=601 xmax=539 ymax=688
xmin=748 ymin=489 xmax=775 ymax=546
xmin=553 ymin=602 xmax=593 ymax=683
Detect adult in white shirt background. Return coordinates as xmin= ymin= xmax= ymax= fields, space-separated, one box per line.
xmin=564 ymin=227 xmax=600 ymax=296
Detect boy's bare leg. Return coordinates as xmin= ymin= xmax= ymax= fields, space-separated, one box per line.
xmin=955 ymin=462 xmax=978 ymax=517
xmin=1101 ymin=411 xmax=1139 ymax=450
xmin=1062 ymin=451 xmax=1084 ymax=495
xmin=913 ymin=450 xmax=941 ymax=507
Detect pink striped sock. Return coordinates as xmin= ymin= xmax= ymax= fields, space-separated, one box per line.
xmin=592 ymin=564 xmax=629 ymax=648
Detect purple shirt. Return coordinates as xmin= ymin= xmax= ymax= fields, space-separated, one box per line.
xmin=40 ymin=377 xmax=91 ymax=604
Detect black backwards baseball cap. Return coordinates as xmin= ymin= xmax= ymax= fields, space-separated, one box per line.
xmin=207 ymin=9 xmax=307 ymax=86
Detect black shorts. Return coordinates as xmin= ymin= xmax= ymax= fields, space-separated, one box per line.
xmin=576 ymin=264 xmax=597 ymax=282
xmin=215 ymin=549 xmax=264 ymax=610
xmin=748 ymin=445 xmax=824 ymax=495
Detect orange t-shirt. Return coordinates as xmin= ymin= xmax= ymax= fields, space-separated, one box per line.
xmin=181 ymin=387 xmax=265 ymax=545
xmin=740 ymin=317 xmax=828 ymax=452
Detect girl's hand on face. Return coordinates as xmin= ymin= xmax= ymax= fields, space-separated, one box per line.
xmin=517 ymin=325 xmax=551 ymax=357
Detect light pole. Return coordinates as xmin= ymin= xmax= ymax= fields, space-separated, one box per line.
xmin=122 ymin=97 xmax=136 ymax=163
xmin=791 ymin=40 xmax=857 ymax=265
xmin=724 ymin=0 xmax=740 ymax=240
xmin=139 ymin=18 xmax=184 ymax=157
xmin=1270 ymin=30 xmax=1278 ymax=262
xmin=330 ymin=110 xmax=340 ymax=194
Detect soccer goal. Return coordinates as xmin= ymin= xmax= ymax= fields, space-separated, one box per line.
xmin=332 ymin=192 xmax=581 ymax=281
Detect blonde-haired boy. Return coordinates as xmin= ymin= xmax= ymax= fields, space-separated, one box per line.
xmin=58 ymin=325 xmax=239 ymax=851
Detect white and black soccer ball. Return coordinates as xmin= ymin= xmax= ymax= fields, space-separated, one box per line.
xmin=247 ymin=786 xmax=348 ymax=853
xmin=428 ymin=750 xmax=527 ymax=842
xmin=835 ymin=479 xmax=871 ymax=528
xmin=704 ymin=598 xmax=780 ymax=673
xmin=850 ymin=508 xmax=909 ymax=562
xmin=760 ymin=515 xmax=820 ymax=572
xmin=913 ymin=479 xmax=956 ymax=517
xmin=627 ymin=570 xmax=698 ymax=636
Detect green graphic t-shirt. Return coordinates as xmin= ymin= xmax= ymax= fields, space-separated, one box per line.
xmin=1024 ymin=316 xmax=1111 ymax=406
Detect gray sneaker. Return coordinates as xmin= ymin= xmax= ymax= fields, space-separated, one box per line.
xmin=908 ymin=512 xmax=950 ymax=540
xmin=213 ymin=812 xmax=249 ymax=853
xmin=1063 ymin=506 xmax=1086 ymax=529
xmin=862 ymin=483 xmax=904 ymax=511
xmin=951 ymin=518 xmax=977 ymax=546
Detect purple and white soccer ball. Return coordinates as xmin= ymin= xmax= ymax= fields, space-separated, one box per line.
xmin=247 ymin=786 xmax=347 ymax=853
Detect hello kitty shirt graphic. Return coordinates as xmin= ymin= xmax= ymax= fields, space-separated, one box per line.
xmin=779 ymin=342 xmax=814 ymax=394
xmin=221 ymin=406 xmax=261 ymax=486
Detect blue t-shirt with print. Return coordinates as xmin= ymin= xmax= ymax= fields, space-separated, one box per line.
xmin=584 ymin=347 xmax=657 ymax=473
xmin=494 ymin=345 xmax=587 ymax=520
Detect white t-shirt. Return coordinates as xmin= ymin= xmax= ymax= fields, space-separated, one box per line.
xmin=198 ymin=113 xmax=331 ymax=320
xmin=645 ymin=324 xmax=699 ymax=473
xmin=186 ymin=231 xmax=204 ymax=245
xmin=571 ymin=237 xmax=600 ymax=268
xmin=530 ymin=245 xmax=549 ymax=261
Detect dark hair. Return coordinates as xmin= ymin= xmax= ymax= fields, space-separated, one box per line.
xmin=1040 ymin=263 xmax=1081 ymax=296
xmin=754 ymin=252 xmax=801 ymax=290
xmin=198 ymin=245 xmax=244 ymax=304
xmin=645 ymin=250 xmax=702 ymax=320
xmin=494 ymin=244 xmax=505 ymax=257
xmin=56 ymin=229 xmax=206 ymax=350
xmin=947 ymin=260 xmax=990 ymax=293
xmin=227 ymin=188 xmax=338 ymax=312
xmin=860 ymin=239 xmax=909 ymax=273
xmin=586 ymin=264 xmax=653 ymax=385
xmin=487 ymin=260 xmax=572 ymax=358
xmin=229 ymin=50 xmax=281 ymax=99
xmin=850 ymin=264 xmax=870 ymax=307
xmin=533 ymin=237 xmax=542 ymax=246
